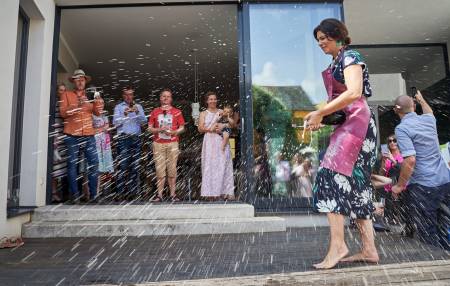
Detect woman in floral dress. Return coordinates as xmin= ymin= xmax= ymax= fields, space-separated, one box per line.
xmin=304 ymin=18 xmax=379 ymax=269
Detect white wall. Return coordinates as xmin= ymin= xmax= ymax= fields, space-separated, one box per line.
xmin=0 ymin=0 xmax=22 ymax=237
xmin=368 ymin=73 xmax=407 ymax=104
xmin=19 ymin=0 xmax=56 ymax=207
xmin=0 ymin=0 xmax=55 ymax=237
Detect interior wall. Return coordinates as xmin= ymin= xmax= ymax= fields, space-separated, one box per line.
xmin=59 ymin=5 xmax=239 ymax=120
xmin=368 ymin=73 xmax=406 ymax=103
xmin=58 ymin=34 xmax=78 ymax=76
xmin=405 ymin=56 xmax=448 ymax=90
xmin=344 ymin=0 xmax=450 ymax=70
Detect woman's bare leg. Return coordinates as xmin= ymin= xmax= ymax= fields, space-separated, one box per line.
xmin=314 ymin=213 xmax=349 ymax=269
xmin=341 ymin=218 xmax=379 ymax=263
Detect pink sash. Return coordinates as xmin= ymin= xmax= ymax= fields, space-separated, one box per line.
xmin=320 ymin=66 xmax=370 ymax=176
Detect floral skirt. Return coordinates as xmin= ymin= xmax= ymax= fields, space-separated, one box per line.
xmin=313 ymin=114 xmax=377 ymax=220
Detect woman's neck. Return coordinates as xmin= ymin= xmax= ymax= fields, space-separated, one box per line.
xmin=391 ymin=149 xmax=400 ymax=156
xmin=331 ymin=46 xmax=344 ymax=60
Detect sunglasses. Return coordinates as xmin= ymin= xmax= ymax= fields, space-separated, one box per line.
xmin=388 ymin=139 xmax=397 ymax=143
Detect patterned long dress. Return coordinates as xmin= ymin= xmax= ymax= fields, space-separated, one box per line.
xmin=314 ymin=115 xmax=377 ymax=219
xmin=314 ymin=48 xmax=378 ymax=220
xmin=201 ymin=110 xmax=234 ymax=197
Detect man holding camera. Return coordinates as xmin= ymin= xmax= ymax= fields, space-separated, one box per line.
xmin=113 ymin=87 xmax=147 ymax=200
xmin=60 ymin=69 xmax=104 ymax=203
xmin=392 ymin=91 xmax=450 ymax=250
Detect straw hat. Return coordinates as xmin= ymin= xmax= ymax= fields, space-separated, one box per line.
xmin=68 ymin=69 xmax=92 ymax=83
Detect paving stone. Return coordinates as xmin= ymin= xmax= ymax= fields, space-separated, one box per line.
xmin=0 ymin=227 xmax=449 ymax=285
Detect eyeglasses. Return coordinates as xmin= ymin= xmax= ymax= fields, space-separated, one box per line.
xmin=388 ymin=139 xmax=397 ymax=143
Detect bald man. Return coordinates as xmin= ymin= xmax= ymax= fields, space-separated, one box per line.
xmin=392 ymin=91 xmax=450 ymax=250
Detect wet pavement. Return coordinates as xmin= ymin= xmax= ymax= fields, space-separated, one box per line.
xmin=0 ymin=227 xmax=449 ymax=285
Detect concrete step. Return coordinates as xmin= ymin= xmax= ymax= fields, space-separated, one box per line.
xmin=22 ymin=217 xmax=286 ymax=238
xmin=31 ymin=204 xmax=255 ymax=222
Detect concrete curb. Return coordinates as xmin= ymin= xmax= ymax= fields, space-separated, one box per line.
xmin=92 ymin=259 xmax=450 ymax=286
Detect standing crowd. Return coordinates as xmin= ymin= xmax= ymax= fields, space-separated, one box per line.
xmin=56 ymin=69 xmax=235 ymax=204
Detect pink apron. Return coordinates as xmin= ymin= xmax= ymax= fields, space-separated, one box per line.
xmin=320 ymin=65 xmax=370 ymax=177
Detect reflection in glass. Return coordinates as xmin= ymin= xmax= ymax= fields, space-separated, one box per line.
xmin=359 ymin=45 xmax=450 ymax=145
xmin=249 ymin=3 xmax=341 ymax=198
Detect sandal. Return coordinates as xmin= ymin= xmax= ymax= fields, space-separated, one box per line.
xmin=151 ymin=195 xmax=163 ymax=202
xmin=170 ymin=195 xmax=180 ymax=202
xmin=0 ymin=237 xmax=24 ymax=249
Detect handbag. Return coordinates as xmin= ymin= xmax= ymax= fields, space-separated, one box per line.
xmin=321 ymin=110 xmax=346 ymax=125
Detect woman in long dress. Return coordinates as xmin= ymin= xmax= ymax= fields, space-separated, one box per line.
xmin=305 ymin=18 xmax=379 ymax=269
xmin=198 ymin=92 xmax=234 ymax=200
xmin=292 ymin=159 xmax=313 ymax=198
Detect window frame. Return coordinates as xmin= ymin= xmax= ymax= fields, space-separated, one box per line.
xmin=7 ymin=7 xmax=30 ymax=209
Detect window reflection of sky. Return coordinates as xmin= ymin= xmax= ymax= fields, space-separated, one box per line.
xmin=250 ymin=3 xmax=341 ymax=104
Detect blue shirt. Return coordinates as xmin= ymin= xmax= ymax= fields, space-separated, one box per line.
xmin=113 ymin=101 xmax=147 ymax=135
xmin=395 ymin=112 xmax=450 ymax=187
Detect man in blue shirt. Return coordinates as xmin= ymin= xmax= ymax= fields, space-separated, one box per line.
xmin=113 ymin=87 xmax=147 ymax=200
xmin=392 ymin=91 xmax=450 ymax=250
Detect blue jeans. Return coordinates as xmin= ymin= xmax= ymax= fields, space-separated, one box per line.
xmin=117 ymin=134 xmax=142 ymax=195
xmin=64 ymin=135 xmax=99 ymax=198
xmin=405 ymin=183 xmax=450 ymax=250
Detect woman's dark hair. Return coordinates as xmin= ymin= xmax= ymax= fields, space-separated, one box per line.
xmin=387 ymin=134 xmax=397 ymax=151
xmin=313 ymin=18 xmax=351 ymax=45
xmin=204 ymin=91 xmax=217 ymax=104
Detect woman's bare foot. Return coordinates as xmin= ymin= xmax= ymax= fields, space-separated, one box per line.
xmin=340 ymin=250 xmax=379 ymax=263
xmin=313 ymin=244 xmax=349 ymax=269
xmin=223 ymin=195 xmax=235 ymax=201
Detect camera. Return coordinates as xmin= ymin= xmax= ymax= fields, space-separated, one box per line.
xmin=86 ymin=86 xmax=103 ymax=101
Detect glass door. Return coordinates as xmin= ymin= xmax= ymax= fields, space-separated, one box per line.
xmin=247 ymin=3 xmax=342 ymax=211
xmin=50 ymin=4 xmax=240 ymax=203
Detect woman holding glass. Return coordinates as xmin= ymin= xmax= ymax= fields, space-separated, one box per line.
xmin=305 ymin=18 xmax=379 ymax=269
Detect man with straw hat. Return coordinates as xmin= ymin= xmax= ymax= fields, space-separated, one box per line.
xmin=59 ymin=69 xmax=104 ymax=203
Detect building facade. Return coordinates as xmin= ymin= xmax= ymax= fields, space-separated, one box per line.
xmin=1 ymin=0 xmax=449 ymax=237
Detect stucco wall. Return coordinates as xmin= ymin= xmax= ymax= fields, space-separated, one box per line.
xmin=0 ymin=0 xmax=55 ymax=237
xmin=0 ymin=0 xmax=22 ymax=237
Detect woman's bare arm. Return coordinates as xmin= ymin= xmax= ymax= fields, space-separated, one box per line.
xmin=198 ymin=112 xmax=209 ymax=133
xmin=318 ymin=65 xmax=364 ymax=117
